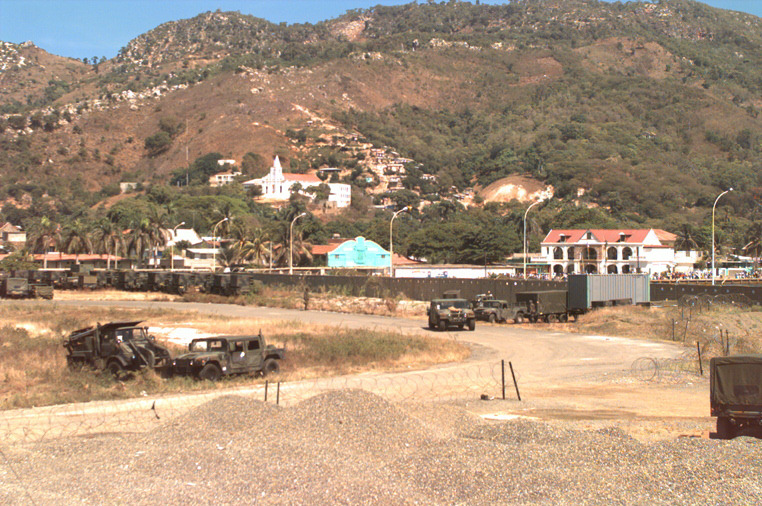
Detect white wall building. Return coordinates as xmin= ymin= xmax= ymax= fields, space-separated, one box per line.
xmin=538 ymin=229 xmax=696 ymax=276
xmin=243 ymin=156 xmax=351 ymax=208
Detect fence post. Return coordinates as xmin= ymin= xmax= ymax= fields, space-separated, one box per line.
xmin=501 ymin=360 xmax=506 ymax=400
xmin=725 ymin=330 xmax=730 ymax=355
xmin=696 ymin=341 xmax=703 ymax=376
xmin=672 ymin=319 xmax=676 ymax=341
xmin=683 ymin=319 xmax=689 ymax=341
xmin=264 ymin=380 xmax=268 ymax=402
xmin=276 ymin=382 xmax=280 ymax=406
xmin=509 ymin=361 xmax=521 ymax=401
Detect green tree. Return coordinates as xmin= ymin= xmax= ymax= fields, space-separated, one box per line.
xmin=27 ymin=216 xmax=61 ymax=269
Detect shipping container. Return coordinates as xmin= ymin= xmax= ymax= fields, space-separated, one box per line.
xmin=568 ymin=274 xmax=650 ymax=311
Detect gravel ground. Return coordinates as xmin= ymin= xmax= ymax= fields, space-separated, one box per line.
xmin=1 ymin=390 xmax=760 ymax=505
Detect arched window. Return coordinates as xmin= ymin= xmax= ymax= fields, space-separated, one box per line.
xmin=553 ymin=264 xmax=564 ymax=275
xmin=567 ymin=247 xmax=575 ymax=260
xmin=582 ymin=247 xmax=597 ymax=260
xmin=607 ymin=247 xmax=618 ymax=260
xmin=553 ymin=247 xmax=564 ymax=260
xmin=622 ymin=247 xmax=633 ymax=260
xmin=622 ymin=265 xmax=631 ymax=274
xmin=607 ymin=265 xmax=618 ymax=274
xmin=566 ymin=264 xmax=575 ymax=274
xmin=585 ymin=264 xmax=598 ymax=274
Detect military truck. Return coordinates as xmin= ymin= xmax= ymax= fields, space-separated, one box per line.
xmin=427 ymin=297 xmax=476 ymax=331
xmin=710 ymin=355 xmax=762 ymax=439
xmin=513 ymin=290 xmax=570 ymax=323
xmin=63 ymin=320 xmax=172 ymax=377
xmin=0 ymin=277 xmax=54 ymax=299
xmin=172 ymin=332 xmax=285 ymax=381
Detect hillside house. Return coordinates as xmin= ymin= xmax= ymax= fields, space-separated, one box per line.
xmin=538 ymin=229 xmax=698 ymax=276
xmin=209 ymin=170 xmax=241 ymax=187
xmin=0 ymin=222 xmax=25 ymax=250
xmin=243 ymin=156 xmax=351 ymax=208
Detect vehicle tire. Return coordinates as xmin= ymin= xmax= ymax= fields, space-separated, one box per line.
xmin=438 ymin=320 xmax=447 ymax=331
xmin=545 ymin=314 xmax=556 ymax=323
xmin=467 ymin=319 xmax=476 ymax=331
xmin=716 ymin=417 xmax=734 ymax=440
xmin=529 ymin=315 xmax=538 ymax=324
xmin=263 ymin=358 xmax=280 ymax=376
xmin=559 ymin=313 xmax=569 ymax=323
xmin=107 ymin=360 xmax=125 ymax=379
xmin=514 ymin=313 xmax=524 ymax=324
xmin=488 ymin=313 xmax=496 ymax=323
xmin=198 ymin=363 xmax=222 ymax=382
xmin=458 ymin=324 xmax=464 ymax=330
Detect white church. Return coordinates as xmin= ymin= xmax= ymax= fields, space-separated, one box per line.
xmin=243 ymin=156 xmax=351 ymax=208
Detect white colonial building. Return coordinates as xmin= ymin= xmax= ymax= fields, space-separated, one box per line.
xmin=243 ymin=156 xmax=351 ymax=208
xmin=538 ymin=229 xmax=698 ymax=276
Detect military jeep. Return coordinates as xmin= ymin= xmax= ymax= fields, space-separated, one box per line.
xmin=172 ymin=332 xmax=285 ymax=381
xmin=710 ymin=354 xmax=762 ymax=439
xmin=63 ymin=320 xmax=172 ymax=377
xmin=427 ymin=298 xmax=476 ymax=331
xmin=473 ymin=299 xmax=513 ymax=323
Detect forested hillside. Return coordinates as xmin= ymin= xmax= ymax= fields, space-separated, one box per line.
xmin=1 ymin=0 xmax=761 ymax=265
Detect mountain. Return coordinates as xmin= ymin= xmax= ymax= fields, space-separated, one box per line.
xmin=0 ymin=0 xmax=760 ymax=243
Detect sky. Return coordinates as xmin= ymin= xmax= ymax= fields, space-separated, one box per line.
xmin=1 ymin=0 xmax=761 ymax=60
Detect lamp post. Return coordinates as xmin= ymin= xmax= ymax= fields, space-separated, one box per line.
xmin=712 ymin=188 xmax=733 ymax=285
xmin=212 ymin=217 xmax=228 ymax=272
xmin=389 ymin=206 xmax=409 ymax=277
xmin=170 ymin=221 xmax=185 ymax=272
xmin=289 ymin=212 xmax=307 ymax=275
xmin=523 ymin=200 xmax=542 ymax=280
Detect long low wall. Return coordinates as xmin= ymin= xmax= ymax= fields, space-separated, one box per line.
xmin=650 ymin=282 xmax=762 ymax=304
xmin=250 ymin=273 xmax=762 ymax=305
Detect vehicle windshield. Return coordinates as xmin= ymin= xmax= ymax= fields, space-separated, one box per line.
xmin=441 ymin=299 xmax=470 ymax=309
xmin=190 ymin=339 xmax=226 ymax=352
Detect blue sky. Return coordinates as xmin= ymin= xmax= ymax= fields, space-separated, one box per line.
xmin=1 ymin=0 xmax=760 ymax=60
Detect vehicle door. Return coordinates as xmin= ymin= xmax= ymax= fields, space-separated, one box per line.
xmin=228 ymin=339 xmax=260 ymax=373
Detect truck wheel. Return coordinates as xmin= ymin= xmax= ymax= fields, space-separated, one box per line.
xmin=107 ymin=360 xmax=125 ymax=379
xmin=488 ymin=313 xmax=496 ymax=323
xmin=198 ymin=363 xmax=222 ymax=382
xmin=529 ymin=315 xmax=538 ymax=324
xmin=467 ymin=319 xmax=476 ymax=331
xmin=263 ymin=358 xmax=280 ymax=376
xmin=428 ymin=320 xmax=436 ymax=330
xmin=514 ymin=313 xmax=524 ymax=324
xmin=716 ymin=417 xmax=734 ymax=439
xmin=438 ymin=320 xmax=447 ymax=331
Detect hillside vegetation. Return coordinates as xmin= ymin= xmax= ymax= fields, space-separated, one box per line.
xmin=1 ymin=0 xmax=761 ymax=262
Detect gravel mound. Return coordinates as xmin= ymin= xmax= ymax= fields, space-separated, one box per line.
xmin=1 ymin=390 xmax=760 ymax=504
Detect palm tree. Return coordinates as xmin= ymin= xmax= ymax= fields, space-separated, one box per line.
xmin=92 ymin=218 xmax=124 ymax=270
xmin=233 ymin=227 xmax=271 ymax=267
xmin=146 ymin=208 xmax=171 ymax=268
xmin=61 ymin=219 xmax=93 ymax=264
xmin=27 ymin=216 xmax=60 ymax=269
xmin=127 ymin=218 xmax=153 ymax=268
xmin=674 ymin=223 xmax=700 ymax=252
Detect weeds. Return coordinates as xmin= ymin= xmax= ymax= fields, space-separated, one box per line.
xmin=0 ymin=304 xmax=466 ymax=409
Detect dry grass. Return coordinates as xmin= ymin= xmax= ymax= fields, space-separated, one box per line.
xmin=567 ymin=304 xmax=762 ymax=356
xmin=181 ymin=287 xmax=429 ymax=317
xmin=0 ymin=303 xmax=466 ymax=410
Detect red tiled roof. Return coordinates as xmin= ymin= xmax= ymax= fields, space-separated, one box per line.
xmin=312 ymin=244 xmax=340 ymax=255
xmin=393 ymin=253 xmax=420 ymax=265
xmin=653 ymin=229 xmax=677 ymax=242
xmin=283 ymin=173 xmax=321 ymax=183
xmin=543 ymin=229 xmax=656 ymax=244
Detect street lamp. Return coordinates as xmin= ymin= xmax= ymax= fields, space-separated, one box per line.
xmin=712 ymin=188 xmax=733 ymax=285
xmin=170 ymin=221 xmax=185 ymax=272
xmin=523 ymin=199 xmax=543 ymax=280
xmin=289 ymin=212 xmax=307 ymax=275
xmin=212 ymin=217 xmax=228 ymax=272
xmin=389 ymin=206 xmax=409 ymax=277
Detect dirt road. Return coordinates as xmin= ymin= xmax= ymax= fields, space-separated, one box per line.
xmin=2 ymin=300 xmax=710 ymax=441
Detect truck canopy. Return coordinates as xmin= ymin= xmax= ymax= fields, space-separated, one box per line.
xmin=711 ymin=355 xmax=762 ymax=407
